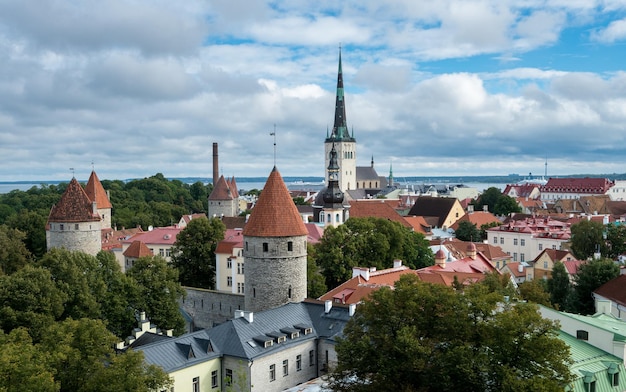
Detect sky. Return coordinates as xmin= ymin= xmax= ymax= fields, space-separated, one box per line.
xmin=1 ymin=1 xmax=626 ymax=182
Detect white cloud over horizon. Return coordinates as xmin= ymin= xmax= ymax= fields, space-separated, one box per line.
xmin=0 ymin=0 xmax=625 ymax=183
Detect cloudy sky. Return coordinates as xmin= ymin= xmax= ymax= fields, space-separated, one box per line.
xmin=1 ymin=0 xmax=625 ymax=182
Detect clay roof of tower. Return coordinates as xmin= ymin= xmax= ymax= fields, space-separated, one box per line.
xmin=242 ymin=167 xmax=307 ymax=237
xmin=85 ymin=170 xmax=112 ymax=209
xmin=228 ymin=176 xmax=239 ymax=197
xmin=208 ymin=175 xmax=234 ymax=201
xmin=48 ymin=178 xmax=101 ymax=223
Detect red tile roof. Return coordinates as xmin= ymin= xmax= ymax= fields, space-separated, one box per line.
xmin=123 ymin=240 xmax=153 ymax=258
xmin=451 ymin=211 xmax=500 ymax=230
xmin=242 ymin=167 xmax=307 ymax=237
xmin=541 ymin=177 xmax=614 ymax=194
xmin=594 ymin=274 xmax=626 ymax=307
xmin=48 ymin=178 xmax=101 ymax=223
xmin=209 ymin=175 xmax=235 ymax=200
xmin=123 ymin=226 xmax=181 ymax=246
xmin=84 ymin=170 xmax=112 ymax=209
xmin=348 ymin=200 xmax=412 ymax=228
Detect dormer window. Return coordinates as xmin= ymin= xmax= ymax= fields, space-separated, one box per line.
xmin=576 ymin=330 xmax=589 ymax=341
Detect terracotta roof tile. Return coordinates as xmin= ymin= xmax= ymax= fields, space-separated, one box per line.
xmin=242 ymin=167 xmax=307 ymax=237
xmin=594 ymin=275 xmax=626 ymax=307
xmin=84 ymin=170 xmax=112 ymax=209
xmin=348 ymin=200 xmax=412 ymax=228
xmin=48 ymin=178 xmax=101 ymax=223
xmin=123 ymin=240 xmax=153 ymax=258
xmin=208 ymin=175 xmax=235 ymax=200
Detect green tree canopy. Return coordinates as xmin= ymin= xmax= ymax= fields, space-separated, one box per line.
xmin=493 ymin=194 xmax=522 ymax=215
xmin=605 ymin=223 xmax=626 ymax=259
xmin=570 ymin=219 xmax=606 ymax=260
xmin=518 ymin=278 xmax=551 ymax=307
xmin=547 ymin=261 xmax=574 ymax=311
xmin=0 ymin=224 xmax=34 ymax=275
xmin=171 ymin=216 xmax=226 ymax=289
xmin=330 ymin=275 xmax=573 ymax=392
xmin=572 ymin=258 xmax=619 ymax=314
xmin=127 ymin=256 xmax=186 ymax=335
xmin=314 ymin=217 xmax=434 ymax=289
xmin=454 ymin=220 xmax=481 ymax=242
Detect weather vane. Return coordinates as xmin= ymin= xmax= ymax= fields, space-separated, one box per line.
xmin=270 ymin=124 xmax=276 ymax=167
xmin=69 ymin=167 xmax=75 ymax=178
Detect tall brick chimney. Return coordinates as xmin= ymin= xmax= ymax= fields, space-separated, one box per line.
xmin=212 ymin=142 xmax=218 ymax=186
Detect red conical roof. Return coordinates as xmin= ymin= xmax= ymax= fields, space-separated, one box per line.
xmin=242 ymin=167 xmax=307 ymax=237
xmin=48 ymin=178 xmax=101 ymax=223
xmin=208 ymin=175 xmax=234 ymax=200
xmin=85 ymin=170 xmax=112 ymax=209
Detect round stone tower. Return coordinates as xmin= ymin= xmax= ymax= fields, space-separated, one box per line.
xmin=242 ymin=167 xmax=308 ymax=313
xmin=46 ymin=177 xmax=102 ymax=256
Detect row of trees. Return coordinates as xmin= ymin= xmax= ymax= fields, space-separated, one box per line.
xmin=330 ymin=274 xmax=573 ymax=391
xmin=0 ymin=228 xmax=184 ymax=391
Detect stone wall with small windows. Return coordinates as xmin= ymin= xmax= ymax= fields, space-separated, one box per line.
xmin=180 ymin=288 xmax=244 ymax=330
xmin=243 ymin=234 xmax=307 ymax=313
xmin=46 ymin=220 xmax=102 ymax=256
xmin=208 ymin=199 xmax=237 ymax=218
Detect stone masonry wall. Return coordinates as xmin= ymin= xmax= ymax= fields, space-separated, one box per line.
xmin=181 ymin=287 xmax=245 ymax=330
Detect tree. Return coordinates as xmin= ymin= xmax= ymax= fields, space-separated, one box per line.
xmin=0 ymin=328 xmax=58 ymax=392
xmin=572 ymin=258 xmax=619 ymax=314
xmin=473 ymin=187 xmax=501 ymax=213
xmin=40 ymin=318 xmax=171 ymax=392
xmin=6 ymin=210 xmax=47 ymax=259
xmin=454 ymin=221 xmax=481 ymax=242
xmin=127 ymin=256 xmax=186 ymax=335
xmin=547 ymin=261 xmax=574 ymax=311
xmin=0 ymin=265 xmax=66 ymax=340
xmin=329 ymin=275 xmax=573 ymax=392
xmin=171 ymin=216 xmax=226 ymax=289
xmin=314 ymin=217 xmax=434 ymax=289
xmin=605 ymin=223 xmax=626 ymax=259
xmin=570 ymin=219 xmax=606 ymax=260
xmin=306 ymin=243 xmax=327 ymax=299
xmin=518 ymin=279 xmax=551 ymax=306
xmin=0 ymin=224 xmax=33 ymax=274
xmin=493 ymin=194 xmax=522 ymax=216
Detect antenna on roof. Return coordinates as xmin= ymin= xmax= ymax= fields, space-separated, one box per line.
xmin=270 ymin=124 xmax=276 ymax=167
xmin=69 ymin=167 xmax=75 ymax=178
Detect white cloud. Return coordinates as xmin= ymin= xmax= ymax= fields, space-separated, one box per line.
xmin=591 ymin=18 xmax=626 ymax=42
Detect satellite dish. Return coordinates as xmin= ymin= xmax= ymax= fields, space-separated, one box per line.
xmin=148 ymin=225 xmax=154 ymax=231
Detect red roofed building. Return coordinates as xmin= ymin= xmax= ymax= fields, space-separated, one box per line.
xmin=593 ymin=274 xmax=626 ymax=321
xmin=502 ymin=183 xmax=541 ymax=200
xmin=121 ymin=226 xmax=182 ymax=264
xmin=487 ymin=216 xmax=571 ymax=264
xmin=84 ymin=170 xmax=112 ymax=229
xmin=46 ymin=177 xmax=103 ymax=256
xmin=243 ymin=167 xmax=308 ymax=312
xmin=348 ymin=199 xmax=412 ymax=229
xmin=540 ymin=177 xmax=614 ymax=202
xmin=530 ymin=248 xmax=579 ymax=280
xmin=122 ymin=240 xmax=153 ymax=270
xmin=208 ymin=175 xmax=239 ymax=218
xmin=215 ymin=228 xmax=245 ymax=293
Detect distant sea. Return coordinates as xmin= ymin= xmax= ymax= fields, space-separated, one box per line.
xmin=0 ymin=176 xmax=520 ymax=195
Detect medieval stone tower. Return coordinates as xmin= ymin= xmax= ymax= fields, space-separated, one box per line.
xmin=208 ymin=176 xmax=239 ymax=218
xmin=325 ymin=47 xmax=356 ymax=191
xmin=46 ymin=176 xmax=103 ymax=256
xmin=84 ymin=170 xmax=112 ymax=230
xmin=242 ymin=167 xmax=308 ymax=313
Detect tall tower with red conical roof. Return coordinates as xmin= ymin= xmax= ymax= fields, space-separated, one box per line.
xmin=84 ymin=170 xmax=112 ymax=229
xmin=208 ymin=175 xmax=239 ymax=218
xmin=46 ymin=177 xmax=103 ymax=255
xmin=325 ymin=47 xmax=356 ymax=191
xmin=242 ymin=167 xmax=308 ymax=312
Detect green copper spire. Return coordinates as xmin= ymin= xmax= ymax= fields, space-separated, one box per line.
xmin=327 ymin=46 xmax=355 ymax=143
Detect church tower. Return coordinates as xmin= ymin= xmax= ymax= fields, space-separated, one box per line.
xmin=242 ymin=167 xmax=308 ymax=313
xmin=316 ymin=144 xmax=350 ymax=227
xmin=325 ymin=47 xmax=356 ymax=191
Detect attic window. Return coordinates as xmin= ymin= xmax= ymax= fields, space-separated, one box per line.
xmin=267 ymin=331 xmax=287 ymax=344
xmin=576 ymin=330 xmax=589 ymax=341
xmin=253 ymin=335 xmax=274 ymax=348
xmin=294 ymin=324 xmax=313 ymax=335
xmin=280 ymin=327 xmax=300 ymax=339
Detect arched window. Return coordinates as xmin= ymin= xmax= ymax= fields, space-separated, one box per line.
xmin=320 ymin=212 xmax=325 ymax=222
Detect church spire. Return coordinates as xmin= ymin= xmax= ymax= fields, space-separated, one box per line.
xmin=329 ymin=46 xmax=353 ymax=142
